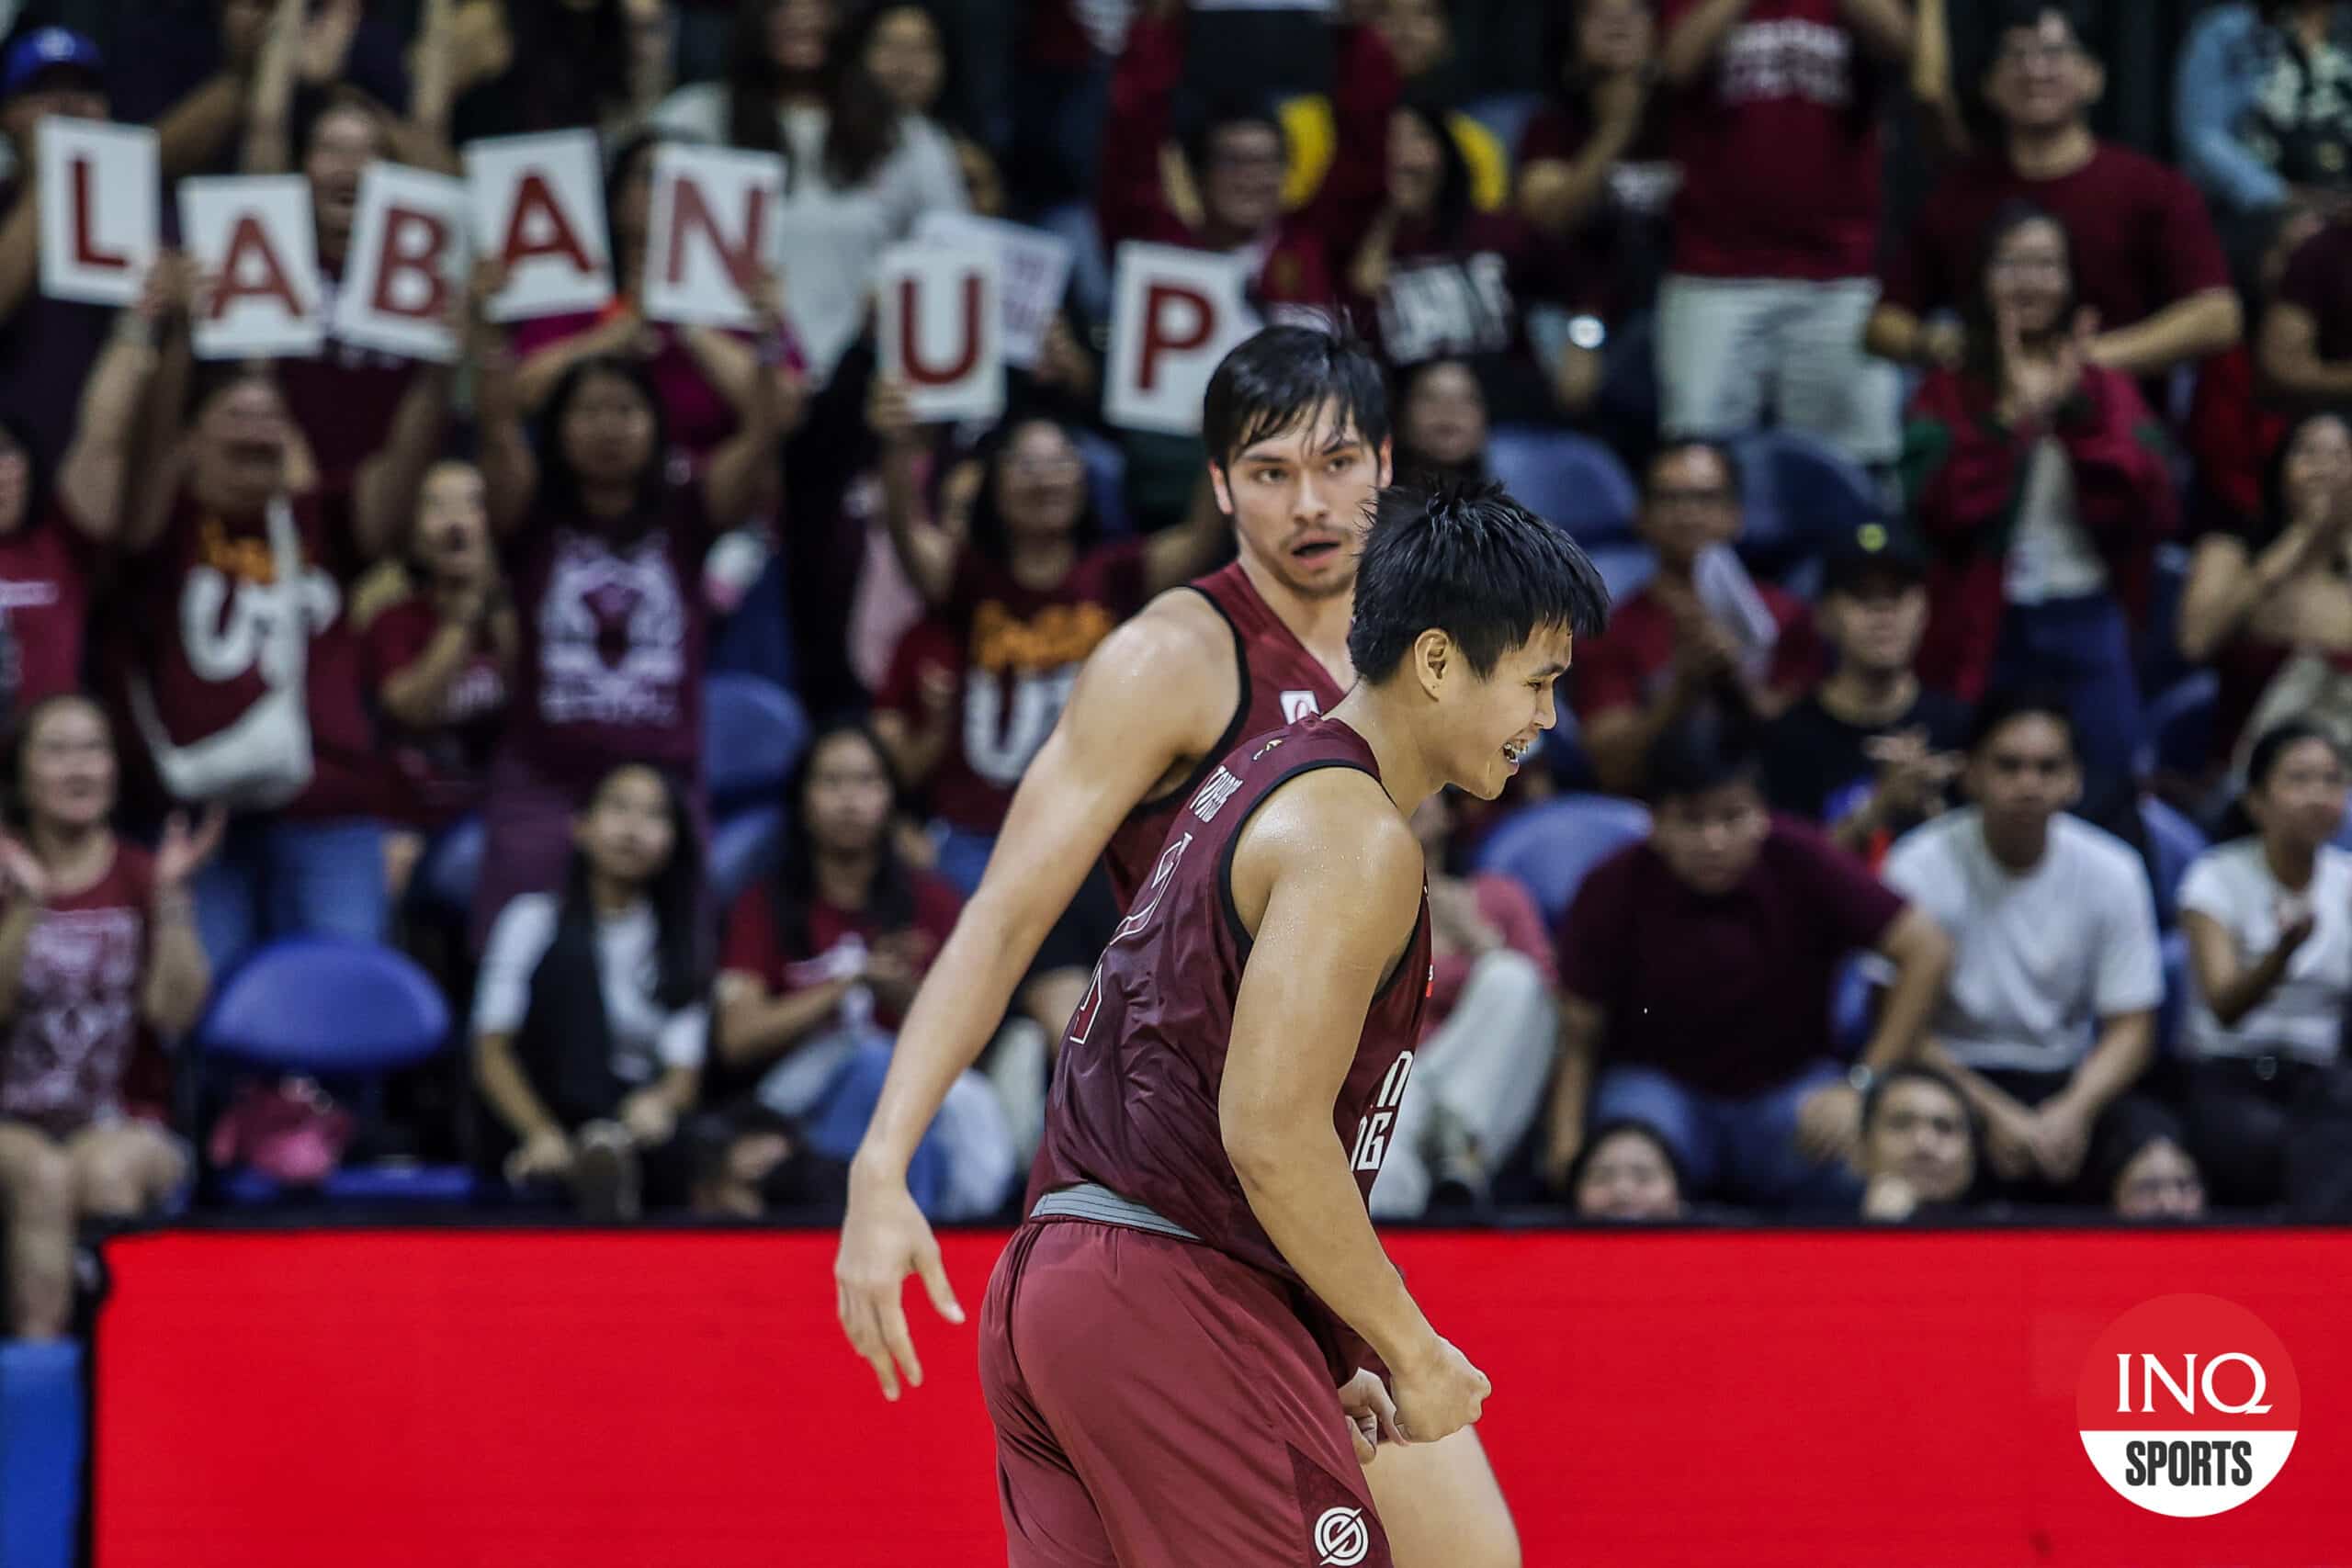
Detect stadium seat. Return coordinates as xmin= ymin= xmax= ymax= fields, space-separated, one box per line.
xmin=2139 ymin=795 xmax=2209 ymax=928
xmin=1487 ymin=426 xmax=1639 ymax=544
xmin=1075 ymin=428 xmax=1132 ymax=536
xmin=406 ymin=812 xmax=485 ymax=922
xmin=1831 ymin=953 xmax=1875 ymax=1055
xmin=195 ymin=938 xmax=470 ymax=1205
xmin=1459 ymin=92 xmax=1544 ymax=170
xmin=0 ymin=1340 xmax=80 ymax=1568
xmin=704 ymin=672 xmax=810 ymax=812
xmin=1470 ymin=793 xmax=1652 ymax=930
xmin=1584 ymin=540 xmax=1657 ymax=604
xmin=2142 ymin=670 xmax=2218 ymax=779
xmin=710 ymin=804 xmax=787 ymax=905
xmin=1728 ymin=429 xmax=1883 ymax=576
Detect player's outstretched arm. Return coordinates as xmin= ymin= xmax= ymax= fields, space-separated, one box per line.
xmin=835 ymin=599 xmax=1227 ymax=1399
xmin=1219 ymin=771 xmax=1489 ymax=1446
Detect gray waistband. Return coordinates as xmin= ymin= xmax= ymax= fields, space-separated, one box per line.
xmin=1029 ymin=1181 xmax=1201 ymax=1242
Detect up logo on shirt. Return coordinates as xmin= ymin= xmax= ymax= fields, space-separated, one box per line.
xmin=182 ymin=524 xmax=341 ymax=688
xmin=1720 ymin=18 xmax=1853 ymax=108
xmin=538 ymin=533 xmax=686 ymax=727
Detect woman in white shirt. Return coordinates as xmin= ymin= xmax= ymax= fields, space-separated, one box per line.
xmin=474 ymin=763 xmax=710 ymax=1218
xmin=2178 ymin=720 xmax=2352 ymax=1215
xmin=650 ymin=0 xmax=969 ymax=379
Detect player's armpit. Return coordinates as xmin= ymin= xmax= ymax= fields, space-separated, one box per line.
xmin=1219 ymin=770 xmax=1432 ymax=1370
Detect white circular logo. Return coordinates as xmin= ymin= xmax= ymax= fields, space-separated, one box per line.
xmin=2077 ymin=1293 xmax=2300 ymax=1517
xmin=1313 ymin=1504 xmax=1368 ymax=1566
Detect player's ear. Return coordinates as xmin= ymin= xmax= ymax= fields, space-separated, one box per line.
xmin=1411 ymin=628 xmax=1451 ymax=698
xmin=1374 ymin=437 xmax=1394 ymax=487
xmin=1207 ymin=460 xmax=1236 ymax=519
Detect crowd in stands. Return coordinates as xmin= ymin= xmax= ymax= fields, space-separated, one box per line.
xmin=6 ymin=0 xmax=2352 ymax=1340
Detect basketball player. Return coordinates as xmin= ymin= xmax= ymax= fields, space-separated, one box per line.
xmin=834 ymin=328 xmax=1524 ymax=1562
xmin=980 ymin=481 xmax=1610 ymax=1563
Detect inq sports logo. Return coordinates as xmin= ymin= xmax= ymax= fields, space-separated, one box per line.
xmin=2076 ymin=1294 xmax=2299 ymax=1517
xmin=1312 ymin=1504 xmax=1369 ymax=1565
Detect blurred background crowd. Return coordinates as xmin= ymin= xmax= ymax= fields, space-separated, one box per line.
xmin=4 ymin=0 xmax=2352 ymax=1346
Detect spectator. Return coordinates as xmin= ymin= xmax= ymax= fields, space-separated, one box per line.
xmin=1544 ymin=728 xmax=1953 ymax=1211
xmin=1567 ymin=1120 xmax=1688 ymax=1221
xmin=1394 ymin=358 xmax=1491 ymax=485
xmin=866 ymin=393 xmax=1225 ymax=894
xmin=115 ymin=269 xmax=454 ymax=970
xmin=2256 ymin=200 xmax=2352 ymax=407
xmin=365 ymin=459 xmax=513 ymax=898
xmin=852 ymin=1 xmax=1006 ymax=217
xmin=511 ymin=130 xmax=808 ymax=464
xmin=473 ymin=761 xmax=708 ymax=1219
xmin=0 ymin=24 xmax=259 ymax=470
xmin=1761 ymin=525 xmax=1968 ymax=862
xmin=0 ymin=695 xmax=217 ymax=1338
xmin=2177 ymin=722 xmax=2352 ymax=1217
xmin=1369 ymin=789 xmax=1559 ymax=1217
xmin=2177 ymin=412 xmax=2352 ymax=784
xmin=2105 ymin=1113 xmax=2211 ymax=1220
xmin=1899 ymin=203 xmax=2176 ymax=819
xmin=1340 ymin=98 xmax=1594 ymax=423
xmin=650 ymin=0 xmax=968 ymax=379
xmin=1881 ymin=691 xmax=2165 ymax=1202
xmin=470 ymin=276 xmax=787 ymax=951
xmin=1652 ymin=0 xmax=1913 ymax=467
xmin=2185 ymin=200 xmax=2324 ymax=541
xmin=1572 ymin=440 xmax=1821 ymax=796
xmin=711 ymin=720 xmax=1013 ymax=1221
xmin=1095 ymin=0 xmax=1398 ymax=313
xmin=439 ymin=0 xmax=678 ymax=143
xmin=1870 ymin=1 xmax=2240 ymax=384
xmin=1856 ymin=1063 xmax=1978 ymax=1220
xmin=1517 ymin=0 xmax=1679 ymax=310
xmin=1363 ymin=0 xmax=1510 ymax=204
xmin=2175 ymin=1 xmax=2352 ymax=229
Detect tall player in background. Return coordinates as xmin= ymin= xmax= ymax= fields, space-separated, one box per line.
xmin=982 ymin=482 xmax=1610 ymax=1564
xmin=834 ymin=328 xmax=1524 ymax=1562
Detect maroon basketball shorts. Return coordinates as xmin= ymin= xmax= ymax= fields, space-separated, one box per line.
xmin=978 ymin=1218 xmax=1393 ymax=1567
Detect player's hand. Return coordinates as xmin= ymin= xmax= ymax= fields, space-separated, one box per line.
xmin=1388 ymin=1335 xmax=1489 ymax=1446
xmin=1338 ymin=1369 xmax=1406 ymax=1464
xmin=835 ymin=1166 xmax=965 ymax=1401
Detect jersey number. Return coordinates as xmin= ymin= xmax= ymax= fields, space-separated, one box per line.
xmin=1348 ymin=1051 xmax=1417 ymax=1174
xmin=1066 ymin=833 xmax=1193 ymax=1049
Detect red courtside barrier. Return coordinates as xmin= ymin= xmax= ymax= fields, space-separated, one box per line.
xmin=92 ymin=1226 xmax=2352 ymax=1567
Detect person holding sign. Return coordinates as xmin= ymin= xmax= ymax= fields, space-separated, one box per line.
xmin=649 ymin=0 xmax=968 ymax=378
xmin=852 ymin=2 xmax=1006 ymax=218
xmin=469 ymin=263 xmax=792 ymax=953
xmin=838 ymin=326 xmax=1530 ymax=1568
xmin=866 ymin=391 xmax=1228 ymax=896
xmin=107 ymin=257 xmax=460 ymax=972
xmin=513 ymin=131 xmax=808 ymax=462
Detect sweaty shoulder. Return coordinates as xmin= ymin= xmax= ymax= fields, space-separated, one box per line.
xmin=1231 ymin=768 xmax=1423 ymax=939
xmin=1069 ymin=585 xmax=1239 ymax=755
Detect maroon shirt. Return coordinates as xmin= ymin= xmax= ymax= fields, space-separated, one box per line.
xmin=504 ymin=479 xmax=712 ymax=780
xmin=2277 ymin=220 xmax=2352 ymax=361
xmin=364 ymin=593 xmax=510 ymax=829
xmin=116 ymin=487 xmax=381 ymax=818
xmin=1568 ymin=581 xmax=1823 ymax=722
xmin=876 ymin=541 xmax=1148 ymax=835
xmin=1881 ymin=143 xmax=2230 ymax=340
xmin=0 ymin=510 xmax=91 ymax=721
xmin=719 ymin=871 xmax=963 ymax=1033
xmin=1102 ymin=561 xmax=1346 ymax=909
xmin=1557 ymin=817 xmax=1904 ymax=1097
xmin=277 ymin=260 xmax=424 ymax=493
xmin=1031 ymin=716 xmax=1432 ymax=1288
xmin=0 ymin=841 xmax=155 ymax=1136
xmin=1659 ymin=0 xmax=1883 ymax=279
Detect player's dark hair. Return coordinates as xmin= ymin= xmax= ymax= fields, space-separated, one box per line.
xmin=1565 ymin=1120 xmax=1686 ymax=1213
xmin=1202 ymin=325 xmax=1390 ymax=476
xmin=1965 ymin=685 xmax=2078 ymax=759
xmin=1644 ymin=722 xmax=1762 ymax=807
xmin=1346 ymin=479 xmax=1610 ymax=683
xmin=1644 ymin=438 xmax=1742 ymax=503
xmin=772 ymin=719 xmax=918 ymax=962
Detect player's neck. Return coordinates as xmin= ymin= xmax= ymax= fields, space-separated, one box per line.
xmin=2006 ymin=121 xmax=2095 ymax=180
xmin=1234 ymin=551 xmax=1355 ymax=678
xmin=1329 ymin=685 xmax=1442 ymax=818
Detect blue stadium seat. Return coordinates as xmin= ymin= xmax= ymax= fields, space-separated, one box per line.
xmin=1729 ymin=429 xmax=1883 ymax=575
xmin=405 ymin=812 xmax=484 ymax=922
xmin=196 ymin=938 xmax=469 ymax=1204
xmin=710 ymin=804 xmax=787 ymax=905
xmin=1459 ymin=92 xmax=1544 ymax=164
xmin=1831 ymin=953 xmax=1875 ymax=1055
xmin=2139 ymin=795 xmax=2209 ymax=928
xmin=2142 ymin=671 xmax=2218 ymax=779
xmin=1487 ymin=426 xmax=1639 ymax=544
xmin=1584 ymin=540 xmax=1657 ymax=605
xmin=1469 ymin=794 xmax=1652 ymax=930
xmin=704 ymin=673 xmax=810 ymax=812
xmin=1076 ymin=428 xmax=1132 ymax=536
xmin=0 ymin=1341 xmax=80 ymax=1568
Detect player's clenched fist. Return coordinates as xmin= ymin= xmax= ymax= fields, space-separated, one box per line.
xmin=1387 ymin=1335 xmax=1491 ymax=1445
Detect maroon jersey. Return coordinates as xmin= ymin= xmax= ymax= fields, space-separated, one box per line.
xmin=1033 ymin=716 xmax=1432 ymax=1289
xmin=1101 ymin=561 xmax=1346 ymax=908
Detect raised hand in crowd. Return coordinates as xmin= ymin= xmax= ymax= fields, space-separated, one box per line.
xmin=1996 ymin=304 xmax=2098 ymax=429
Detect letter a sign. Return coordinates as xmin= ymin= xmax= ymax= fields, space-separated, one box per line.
xmin=178 ymin=175 xmax=324 ymax=358
xmin=876 ymin=239 xmax=1002 ymax=423
xmin=465 ymin=130 xmax=612 ymax=321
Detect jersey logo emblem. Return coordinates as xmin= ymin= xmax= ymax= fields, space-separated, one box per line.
xmin=1314 ymin=1506 xmax=1369 ymax=1566
xmin=1281 ymin=689 xmax=1321 ymax=723
xmin=1251 ymin=736 xmax=1285 ymax=761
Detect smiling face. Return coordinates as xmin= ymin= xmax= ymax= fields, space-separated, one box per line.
xmin=1200 ymin=120 xmax=1286 ymax=237
xmin=1984 ymin=216 xmax=2073 ymax=338
xmin=864 ymin=5 xmax=944 ymax=114
xmin=1422 ymin=624 xmax=1575 ymax=801
xmin=991 ymin=421 xmax=1087 ymax=545
xmin=1638 ymin=444 xmax=1741 ymax=571
xmin=415 ymin=461 xmax=491 ymax=584
xmin=1213 ymin=400 xmax=1389 ymax=602
xmin=2280 ymin=413 xmax=2352 ymax=522
xmin=1984 ymin=10 xmax=2099 ymax=136
xmin=190 ymin=375 xmax=292 ymax=517
xmin=304 ymin=102 xmax=384 ymax=250
xmin=2248 ymin=735 xmax=2348 ymax=854
xmin=17 ymin=696 xmax=117 ymax=834
xmin=1576 ymin=1127 xmax=1681 ymax=1221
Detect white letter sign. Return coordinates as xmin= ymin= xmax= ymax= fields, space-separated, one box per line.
xmin=465 ymin=130 xmax=612 ymax=321
xmin=178 ymin=175 xmax=323 ymax=359
xmin=1103 ymin=243 xmax=1259 ymax=437
xmin=38 ymin=118 xmax=157 ymax=307
xmin=333 ymin=164 xmax=469 ymax=363
xmin=877 ymin=239 xmax=1002 ymax=423
xmin=641 ymin=143 xmax=783 ymax=330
